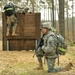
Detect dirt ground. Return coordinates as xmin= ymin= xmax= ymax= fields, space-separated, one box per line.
xmin=0 ymin=40 xmax=75 ymax=75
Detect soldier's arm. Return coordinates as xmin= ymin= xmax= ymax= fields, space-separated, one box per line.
xmin=42 ymin=36 xmax=56 ymax=54
xmin=13 ymin=3 xmax=24 ymax=9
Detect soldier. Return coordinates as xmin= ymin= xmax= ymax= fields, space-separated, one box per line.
xmin=4 ymin=2 xmax=24 ymax=36
xmin=35 ymin=22 xmax=73 ymax=73
xmin=25 ymin=7 xmax=29 ymax=13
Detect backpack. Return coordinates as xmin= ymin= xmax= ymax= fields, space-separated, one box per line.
xmin=4 ymin=3 xmax=15 ymax=10
xmin=45 ymin=33 xmax=67 ymax=55
xmin=56 ymin=34 xmax=67 ymax=55
xmin=4 ymin=3 xmax=15 ymax=16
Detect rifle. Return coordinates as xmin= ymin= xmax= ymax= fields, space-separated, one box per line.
xmin=33 ymin=34 xmax=45 ymax=58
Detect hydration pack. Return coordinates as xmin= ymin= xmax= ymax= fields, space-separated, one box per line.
xmin=56 ymin=34 xmax=67 ymax=55
xmin=4 ymin=3 xmax=15 ymax=10
xmin=4 ymin=3 xmax=15 ymax=16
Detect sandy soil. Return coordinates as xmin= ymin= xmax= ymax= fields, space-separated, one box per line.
xmin=0 ymin=40 xmax=75 ymax=75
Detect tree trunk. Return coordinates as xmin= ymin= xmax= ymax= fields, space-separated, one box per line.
xmin=52 ymin=0 xmax=54 ymax=27
xmin=59 ymin=0 xmax=65 ymax=37
xmin=30 ymin=0 xmax=35 ymax=13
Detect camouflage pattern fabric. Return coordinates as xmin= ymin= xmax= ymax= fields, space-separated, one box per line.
xmin=36 ymin=31 xmax=64 ymax=72
xmin=35 ymin=47 xmax=44 ymax=62
xmin=7 ymin=14 xmax=18 ymax=32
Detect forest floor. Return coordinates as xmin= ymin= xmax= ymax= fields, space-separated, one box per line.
xmin=0 ymin=40 xmax=75 ymax=75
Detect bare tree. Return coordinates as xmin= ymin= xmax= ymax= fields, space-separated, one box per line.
xmin=30 ymin=0 xmax=35 ymax=13
xmin=59 ymin=0 xmax=65 ymax=37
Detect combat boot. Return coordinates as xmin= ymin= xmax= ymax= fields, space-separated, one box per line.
xmin=12 ymin=30 xmax=18 ymax=36
xmin=63 ymin=62 xmax=73 ymax=71
xmin=34 ymin=61 xmax=43 ymax=70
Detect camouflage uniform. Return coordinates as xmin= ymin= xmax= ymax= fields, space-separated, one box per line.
xmin=35 ymin=22 xmax=63 ymax=73
xmin=6 ymin=14 xmax=18 ymax=35
xmin=4 ymin=3 xmax=23 ymax=36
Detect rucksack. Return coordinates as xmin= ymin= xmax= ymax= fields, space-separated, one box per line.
xmin=45 ymin=32 xmax=67 ymax=55
xmin=4 ymin=3 xmax=15 ymax=10
xmin=56 ymin=34 xmax=67 ymax=55
xmin=4 ymin=3 xmax=15 ymax=16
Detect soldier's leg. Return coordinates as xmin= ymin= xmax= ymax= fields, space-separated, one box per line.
xmin=47 ymin=58 xmax=56 ymax=73
xmin=6 ymin=16 xmax=11 ymax=36
xmin=35 ymin=48 xmax=44 ymax=70
xmin=47 ymin=58 xmax=65 ymax=73
xmin=35 ymin=56 xmax=43 ymax=70
xmin=11 ymin=15 xmax=18 ymax=36
xmin=6 ymin=25 xmax=11 ymax=36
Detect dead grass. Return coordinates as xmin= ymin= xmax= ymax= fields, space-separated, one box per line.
xmin=0 ymin=41 xmax=75 ymax=75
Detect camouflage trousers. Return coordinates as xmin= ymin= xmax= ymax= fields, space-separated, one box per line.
xmin=35 ymin=47 xmax=63 ymax=73
xmin=6 ymin=14 xmax=18 ymax=32
xmin=46 ymin=57 xmax=63 ymax=73
xmin=35 ymin=47 xmax=44 ymax=62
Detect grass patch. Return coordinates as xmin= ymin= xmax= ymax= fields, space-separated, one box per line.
xmin=0 ymin=47 xmax=75 ymax=75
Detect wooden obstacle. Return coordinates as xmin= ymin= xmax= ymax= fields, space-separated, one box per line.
xmin=2 ymin=12 xmax=41 ymax=51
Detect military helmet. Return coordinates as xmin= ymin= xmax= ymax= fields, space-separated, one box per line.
xmin=41 ymin=22 xmax=52 ymax=30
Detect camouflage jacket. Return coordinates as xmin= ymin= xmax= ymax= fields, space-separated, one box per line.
xmin=42 ymin=31 xmax=58 ymax=58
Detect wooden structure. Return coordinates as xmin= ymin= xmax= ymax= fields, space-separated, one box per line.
xmin=2 ymin=12 xmax=41 ymax=50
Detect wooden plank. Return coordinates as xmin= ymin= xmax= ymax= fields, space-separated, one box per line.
xmin=8 ymin=39 xmax=35 ymax=50
xmin=7 ymin=36 xmax=36 ymax=40
xmin=35 ymin=13 xmax=41 ymax=39
xmin=2 ymin=12 xmax=41 ymax=50
xmin=23 ymin=40 xmax=35 ymax=50
xmin=2 ymin=13 xmax=7 ymax=50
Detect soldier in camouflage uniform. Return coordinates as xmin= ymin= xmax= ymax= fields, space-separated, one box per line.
xmin=4 ymin=3 xmax=24 ymax=36
xmin=35 ymin=22 xmax=73 ymax=73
